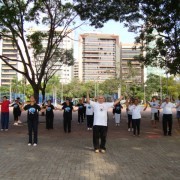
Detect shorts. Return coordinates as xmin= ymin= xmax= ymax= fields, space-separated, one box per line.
xmin=177 ymin=111 xmax=180 ymax=118
xmin=115 ymin=113 xmax=121 ymax=123
xmin=151 ymin=113 xmax=159 ymax=121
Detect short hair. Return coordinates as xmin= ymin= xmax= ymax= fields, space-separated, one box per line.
xmin=3 ymin=96 xmax=7 ymax=99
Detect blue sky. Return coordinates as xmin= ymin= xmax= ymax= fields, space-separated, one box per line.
xmin=73 ymin=20 xmax=137 ymax=59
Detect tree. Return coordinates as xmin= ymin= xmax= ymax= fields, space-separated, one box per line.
xmin=75 ymin=0 xmax=180 ymax=75
xmin=0 ymin=0 xmax=83 ymax=102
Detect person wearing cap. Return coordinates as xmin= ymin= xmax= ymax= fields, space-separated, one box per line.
xmin=159 ymin=97 xmax=176 ymax=136
xmin=86 ymin=92 xmax=123 ymax=153
xmin=0 ymin=96 xmax=11 ymax=131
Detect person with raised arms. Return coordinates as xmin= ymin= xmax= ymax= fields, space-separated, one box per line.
xmin=86 ymin=92 xmax=123 ymax=153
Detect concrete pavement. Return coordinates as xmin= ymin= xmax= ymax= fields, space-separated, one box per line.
xmin=0 ymin=108 xmax=180 ymax=180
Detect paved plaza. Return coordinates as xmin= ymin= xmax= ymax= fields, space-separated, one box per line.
xmin=0 ymin=108 xmax=180 ymax=180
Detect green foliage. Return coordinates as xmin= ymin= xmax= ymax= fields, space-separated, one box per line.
xmin=75 ymin=0 xmax=180 ymax=75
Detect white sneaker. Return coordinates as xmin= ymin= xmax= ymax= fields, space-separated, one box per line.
xmin=128 ymin=128 xmax=131 ymax=131
xmin=87 ymin=128 xmax=90 ymax=131
xmin=1 ymin=129 xmax=4 ymax=131
xmin=5 ymin=129 xmax=8 ymax=131
xmin=28 ymin=143 xmax=31 ymax=146
xmin=89 ymin=128 xmax=92 ymax=130
xmin=94 ymin=149 xmax=99 ymax=153
xmin=14 ymin=122 xmax=18 ymax=126
xmin=100 ymin=149 xmax=106 ymax=153
xmin=33 ymin=143 xmax=37 ymax=147
xmin=18 ymin=120 xmax=22 ymax=123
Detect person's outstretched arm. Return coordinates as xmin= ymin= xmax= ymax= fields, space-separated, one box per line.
xmin=86 ymin=92 xmax=90 ymax=104
xmin=113 ymin=96 xmax=123 ymax=106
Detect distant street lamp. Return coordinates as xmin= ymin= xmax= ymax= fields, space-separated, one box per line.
xmin=144 ymin=84 xmax=147 ymax=103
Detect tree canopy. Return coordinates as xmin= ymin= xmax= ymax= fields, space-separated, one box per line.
xmin=0 ymin=0 xmax=83 ymax=101
xmin=75 ymin=0 xmax=180 ymax=75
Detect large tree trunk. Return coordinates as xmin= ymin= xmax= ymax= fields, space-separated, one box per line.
xmin=31 ymin=84 xmax=40 ymax=104
xmin=41 ymin=87 xmax=46 ymax=116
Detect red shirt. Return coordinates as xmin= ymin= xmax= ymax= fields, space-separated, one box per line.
xmin=0 ymin=100 xmax=10 ymax=112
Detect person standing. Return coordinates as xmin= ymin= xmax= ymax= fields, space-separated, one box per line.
xmin=86 ymin=92 xmax=123 ymax=153
xmin=148 ymin=97 xmax=160 ymax=128
xmin=126 ymin=98 xmax=134 ymax=132
xmin=22 ymin=95 xmax=42 ymax=146
xmin=113 ymin=102 xmax=123 ymax=126
xmin=58 ymin=98 xmax=77 ymax=133
xmin=11 ymin=99 xmax=22 ymax=126
xmin=76 ymin=99 xmax=85 ymax=124
xmin=128 ymin=98 xmax=147 ymax=136
xmin=159 ymin=97 xmax=176 ymax=136
xmin=175 ymin=96 xmax=180 ymax=128
xmin=0 ymin=96 xmax=10 ymax=131
xmin=84 ymin=103 xmax=94 ymax=130
xmin=45 ymin=100 xmax=55 ymax=130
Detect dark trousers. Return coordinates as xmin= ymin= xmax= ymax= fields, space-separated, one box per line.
xmin=13 ymin=113 xmax=19 ymax=122
xmin=93 ymin=125 xmax=108 ymax=150
xmin=1 ymin=112 xmax=9 ymax=129
xmin=78 ymin=112 xmax=84 ymax=123
xmin=133 ymin=119 xmax=141 ymax=135
xmin=162 ymin=114 xmax=173 ymax=135
xmin=28 ymin=118 xmax=38 ymax=144
xmin=128 ymin=114 xmax=133 ymax=129
xmin=64 ymin=117 xmax=71 ymax=133
xmin=87 ymin=115 xmax=94 ymax=128
xmin=46 ymin=116 xmax=54 ymax=129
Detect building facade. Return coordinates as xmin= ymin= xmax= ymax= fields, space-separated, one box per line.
xmin=79 ymin=33 xmax=120 ymax=82
xmin=120 ymin=43 xmax=144 ymax=84
xmin=0 ymin=37 xmax=23 ymax=86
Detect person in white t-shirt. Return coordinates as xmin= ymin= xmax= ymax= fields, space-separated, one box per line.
xmin=148 ymin=97 xmax=160 ymax=128
xmin=86 ymin=92 xmax=123 ymax=153
xmin=126 ymin=98 xmax=134 ymax=132
xmin=128 ymin=98 xmax=147 ymax=136
xmin=159 ymin=97 xmax=176 ymax=136
xmin=84 ymin=103 xmax=94 ymax=130
xmin=175 ymin=96 xmax=180 ymax=127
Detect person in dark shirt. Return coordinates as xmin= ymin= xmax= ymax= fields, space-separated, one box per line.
xmin=113 ymin=102 xmax=123 ymax=126
xmin=45 ymin=100 xmax=55 ymax=130
xmin=59 ymin=98 xmax=77 ymax=133
xmin=76 ymin=99 xmax=85 ymax=124
xmin=22 ymin=95 xmax=42 ymax=146
xmin=11 ymin=99 xmax=22 ymax=125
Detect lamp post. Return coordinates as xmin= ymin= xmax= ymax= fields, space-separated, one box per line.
xmin=144 ymin=84 xmax=147 ymax=104
xmin=9 ymin=79 xmax=12 ymax=102
xmin=118 ymin=84 xmax=121 ymax=98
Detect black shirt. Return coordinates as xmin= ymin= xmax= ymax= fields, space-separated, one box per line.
xmin=46 ymin=104 xmax=55 ymax=117
xmin=11 ymin=102 xmax=21 ymax=115
xmin=114 ymin=104 xmax=123 ymax=114
xmin=76 ymin=103 xmax=84 ymax=113
xmin=24 ymin=104 xmax=41 ymax=120
xmin=62 ymin=104 xmax=73 ymax=120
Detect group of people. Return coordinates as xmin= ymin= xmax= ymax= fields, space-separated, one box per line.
xmin=0 ymin=94 xmax=180 ymax=153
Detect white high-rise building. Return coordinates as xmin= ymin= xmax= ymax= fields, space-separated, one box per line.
xmin=78 ymin=33 xmax=120 ymax=82
xmin=0 ymin=36 xmax=23 ymax=86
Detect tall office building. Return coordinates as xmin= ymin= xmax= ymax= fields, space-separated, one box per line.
xmin=120 ymin=43 xmax=144 ymax=84
xmin=0 ymin=37 xmax=23 ymax=86
xmin=79 ymin=33 xmax=120 ymax=82
xmin=72 ymin=61 xmax=79 ymax=79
